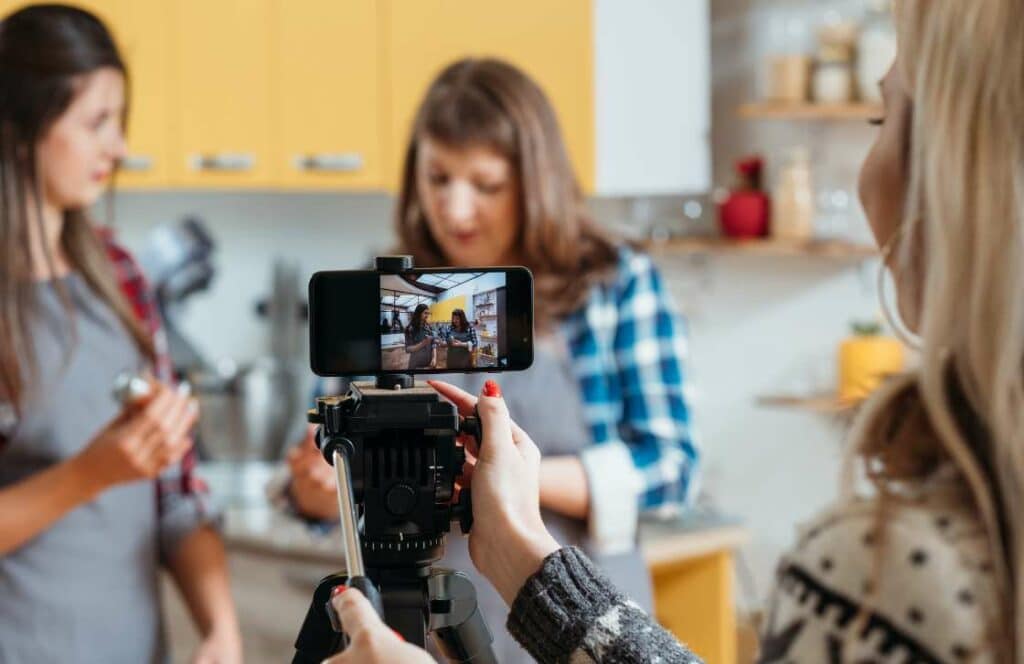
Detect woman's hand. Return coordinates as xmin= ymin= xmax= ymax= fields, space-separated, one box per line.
xmin=323 ymin=588 xmax=433 ymax=664
xmin=73 ymin=380 xmax=197 ymax=493
xmin=428 ymin=380 xmax=560 ymax=605
xmin=286 ymin=425 xmax=340 ymax=520
xmin=190 ymin=626 xmax=243 ymax=664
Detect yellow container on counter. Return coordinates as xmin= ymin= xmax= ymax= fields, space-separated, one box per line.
xmin=838 ymin=322 xmax=906 ymax=402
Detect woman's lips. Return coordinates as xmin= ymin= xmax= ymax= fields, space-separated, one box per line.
xmin=452 ymin=231 xmax=479 ymax=244
xmin=92 ymin=171 xmax=110 ymax=182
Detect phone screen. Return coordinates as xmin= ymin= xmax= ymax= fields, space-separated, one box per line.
xmin=309 ymin=267 xmax=534 ymax=376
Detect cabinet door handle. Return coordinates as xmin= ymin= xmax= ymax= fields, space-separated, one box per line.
xmin=120 ymin=155 xmax=154 ymax=173
xmin=189 ymin=153 xmax=255 ymax=172
xmin=292 ymin=152 xmax=363 ymax=173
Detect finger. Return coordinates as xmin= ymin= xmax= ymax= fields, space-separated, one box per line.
xmin=288 ymin=447 xmax=320 ymax=476
xmin=154 ymin=389 xmax=194 ymax=442
xmin=458 ymin=434 xmax=480 ymax=458
xmin=332 ymin=588 xmax=388 ymax=643
xmin=302 ymin=423 xmax=318 ymax=449
xmin=129 ymin=383 xmax=177 ymax=443
xmin=161 ymin=433 xmax=195 ymax=468
xmin=509 ymin=421 xmax=542 ymax=463
xmin=475 ymin=396 xmax=514 ymax=464
xmin=135 ymin=428 xmax=171 ymax=476
xmin=426 ymin=380 xmax=478 ymax=416
xmin=164 ymin=397 xmax=199 ymax=445
xmin=124 ymin=383 xmax=173 ymax=439
xmin=460 ymin=458 xmax=476 ymax=487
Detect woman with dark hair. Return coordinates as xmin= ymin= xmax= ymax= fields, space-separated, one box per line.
xmin=404 ymin=303 xmax=437 ymax=369
xmin=0 ymin=5 xmax=240 ymax=662
xmin=446 ymin=308 xmax=476 ymax=369
xmin=288 ymin=57 xmax=698 ymax=661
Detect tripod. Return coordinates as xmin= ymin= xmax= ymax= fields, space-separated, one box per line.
xmin=292 ymin=376 xmax=497 ymax=663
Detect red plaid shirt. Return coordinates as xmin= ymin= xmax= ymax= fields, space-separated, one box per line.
xmin=101 ymin=229 xmax=210 ymax=518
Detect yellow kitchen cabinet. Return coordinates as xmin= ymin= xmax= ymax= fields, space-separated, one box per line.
xmin=2 ymin=1 xmax=710 ymax=195
xmin=271 ymin=0 xmax=383 ymax=190
xmin=169 ymin=0 xmax=274 ymax=187
xmin=106 ymin=0 xmax=174 ymax=188
xmin=0 ymin=0 xmax=173 ymax=188
xmin=381 ymin=0 xmax=594 ymax=191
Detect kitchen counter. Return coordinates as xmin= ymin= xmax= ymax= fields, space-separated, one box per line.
xmin=221 ymin=504 xmax=747 ymax=569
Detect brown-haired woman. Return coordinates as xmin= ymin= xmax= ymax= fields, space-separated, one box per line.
xmin=0 ymin=5 xmax=240 ymax=661
xmin=287 ymin=57 xmax=699 ymax=660
xmin=446 ymin=308 xmax=476 ymax=369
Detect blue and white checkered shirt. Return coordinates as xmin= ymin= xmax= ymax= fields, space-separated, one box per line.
xmin=562 ymin=247 xmax=698 ymax=548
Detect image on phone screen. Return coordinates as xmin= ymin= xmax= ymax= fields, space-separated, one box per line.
xmin=381 ymin=272 xmax=507 ymax=371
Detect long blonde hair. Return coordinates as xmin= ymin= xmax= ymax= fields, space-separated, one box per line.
xmin=847 ymin=1 xmax=1024 ymax=657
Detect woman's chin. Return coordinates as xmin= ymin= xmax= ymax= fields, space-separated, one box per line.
xmin=444 ymin=247 xmax=497 ymax=267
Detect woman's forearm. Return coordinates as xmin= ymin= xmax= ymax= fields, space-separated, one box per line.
xmin=539 ymin=456 xmax=590 ymax=520
xmin=166 ymin=526 xmax=240 ymax=640
xmin=0 ymin=456 xmax=102 ymax=555
xmin=507 ymin=547 xmax=703 ymax=664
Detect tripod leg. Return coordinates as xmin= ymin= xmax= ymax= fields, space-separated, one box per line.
xmin=426 ymin=569 xmax=498 ymax=664
xmin=375 ymin=573 xmax=429 ymax=647
xmin=292 ymin=573 xmax=347 ymax=664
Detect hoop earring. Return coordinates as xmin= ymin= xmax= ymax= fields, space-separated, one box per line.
xmin=876 ymin=222 xmax=922 ymax=350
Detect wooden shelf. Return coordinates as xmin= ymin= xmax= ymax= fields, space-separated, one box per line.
xmin=757 ymin=393 xmax=856 ymax=414
xmin=738 ymin=101 xmax=883 ymax=121
xmin=646 ymin=236 xmax=877 ymax=260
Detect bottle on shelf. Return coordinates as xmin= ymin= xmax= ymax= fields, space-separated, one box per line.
xmin=763 ymin=3 xmax=813 ymax=104
xmin=772 ymin=147 xmax=815 ymax=241
xmin=857 ymin=0 xmax=897 ymax=104
xmin=719 ymin=155 xmax=771 ymax=239
xmin=812 ymin=19 xmax=857 ymax=104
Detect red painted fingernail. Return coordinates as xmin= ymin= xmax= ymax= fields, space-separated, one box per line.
xmin=393 ymin=629 xmax=405 ymax=642
xmin=331 ymin=584 xmax=348 ymax=598
xmin=483 ymin=380 xmax=502 ymax=398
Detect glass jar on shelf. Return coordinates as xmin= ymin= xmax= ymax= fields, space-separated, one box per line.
xmin=763 ymin=3 xmax=813 ymax=103
xmin=857 ymin=0 xmax=897 ymax=103
xmin=812 ymin=16 xmax=858 ymax=104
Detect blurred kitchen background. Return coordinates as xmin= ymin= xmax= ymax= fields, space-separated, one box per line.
xmin=17 ymin=0 xmax=902 ymax=660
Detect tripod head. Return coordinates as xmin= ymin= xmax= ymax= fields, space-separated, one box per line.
xmin=309 ymin=377 xmax=478 ymax=568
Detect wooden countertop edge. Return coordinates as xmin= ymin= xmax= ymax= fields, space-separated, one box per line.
xmin=640 ymin=524 xmax=750 ymax=567
xmin=224 ymin=521 xmax=751 ymax=568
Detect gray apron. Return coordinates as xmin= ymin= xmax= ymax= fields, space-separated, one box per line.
xmin=406 ymin=325 xmax=436 ymax=370
xmin=433 ymin=333 xmax=653 ymax=663
xmin=0 ymin=275 xmax=165 ymax=664
xmin=445 ymin=328 xmax=475 ymax=370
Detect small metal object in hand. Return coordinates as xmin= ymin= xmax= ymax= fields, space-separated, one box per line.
xmin=111 ymin=371 xmax=152 ymax=406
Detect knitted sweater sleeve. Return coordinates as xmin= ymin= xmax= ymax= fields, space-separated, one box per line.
xmin=506 ymin=546 xmax=703 ymax=664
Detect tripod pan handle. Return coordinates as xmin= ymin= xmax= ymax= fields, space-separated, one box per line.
xmin=325 ymin=576 xmax=385 ymax=634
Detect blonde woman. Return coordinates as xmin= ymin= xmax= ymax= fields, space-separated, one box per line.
xmin=316 ymin=2 xmax=1020 ymax=662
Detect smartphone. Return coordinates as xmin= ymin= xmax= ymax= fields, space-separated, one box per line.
xmin=309 ymin=267 xmax=534 ymax=376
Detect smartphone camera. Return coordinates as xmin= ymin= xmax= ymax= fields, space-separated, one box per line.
xmin=309 ymin=257 xmax=534 ymax=377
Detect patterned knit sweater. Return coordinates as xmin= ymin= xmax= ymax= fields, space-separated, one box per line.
xmin=759 ymin=474 xmax=1002 ymax=663
xmin=506 ymin=546 xmax=702 ymax=663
